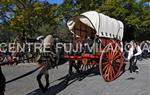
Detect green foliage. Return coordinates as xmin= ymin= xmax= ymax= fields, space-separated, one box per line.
xmin=0 ymin=0 xmax=61 ymax=38
xmin=0 ymin=0 xmax=149 ymax=41
xmin=61 ymin=0 xmax=150 ymax=40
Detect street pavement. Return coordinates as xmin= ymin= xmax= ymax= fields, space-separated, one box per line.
xmin=2 ymin=58 xmax=150 ymax=95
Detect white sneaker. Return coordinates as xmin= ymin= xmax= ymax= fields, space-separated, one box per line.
xmin=135 ymin=69 xmax=139 ymax=74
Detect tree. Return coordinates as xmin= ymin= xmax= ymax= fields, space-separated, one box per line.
xmin=95 ymin=0 xmax=143 ymax=40
xmin=0 ymin=0 xmax=149 ymax=42
xmin=0 ymin=0 xmax=61 ymax=39
xmin=61 ymin=0 xmax=150 ymax=41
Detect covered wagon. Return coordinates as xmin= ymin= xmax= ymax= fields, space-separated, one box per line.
xmin=65 ymin=11 xmax=124 ymax=82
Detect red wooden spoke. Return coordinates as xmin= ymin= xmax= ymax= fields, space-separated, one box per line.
xmin=109 ymin=51 xmax=112 ymax=60
xmin=108 ymin=51 xmax=112 ymax=60
xmin=110 ymin=65 xmax=114 ymax=80
xmin=105 ymin=51 xmax=109 ymax=59
xmin=113 ymin=54 xmax=120 ymax=61
xmin=111 ymin=66 xmax=115 ymax=76
xmin=113 ymin=51 xmax=118 ymax=58
xmin=103 ymin=64 xmax=109 ymax=73
xmin=107 ymin=68 xmax=111 ymax=80
xmin=104 ymin=65 xmax=111 ymax=77
xmin=102 ymin=64 xmax=110 ymax=71
xmin=102 ymin=61 xmax=109 ymax=65
xmin=108 ymin=65 xmax=113 ymax=80
xmin=110 ymin=65 xmax=115 ymax=80
xmin=107 ymin=65 xmax=111 ymax=75
xmin=106 ymin=51 xmax=110 ymax=59
xmin=111 ymin=50 xmax=114 ymax=59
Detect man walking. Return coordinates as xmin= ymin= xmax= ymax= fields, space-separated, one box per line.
xmin=128 ymin=41 xmax=142 ymax=73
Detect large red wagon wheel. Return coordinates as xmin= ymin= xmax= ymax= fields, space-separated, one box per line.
xmin=99 ymin=42 xmax=123 ymax=82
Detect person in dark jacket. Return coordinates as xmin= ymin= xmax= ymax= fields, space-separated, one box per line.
xmin=0 ymin=67 xmax=6 ymax=95
xmin=0 ymin=59 xmax=15 ymax=95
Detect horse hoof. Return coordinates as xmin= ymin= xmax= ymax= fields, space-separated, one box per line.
xmin=64 ymin=79 xmax=69 ymax=86
xmin=45 ymin=84 xmax=49 ymax=88
xmin=42 ymin=89 xmax=47 ymax=93
xmin=41 ymin=88 xmax=47 ymax=93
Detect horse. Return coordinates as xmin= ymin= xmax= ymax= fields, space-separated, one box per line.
xmin=12 ymin=34 xmax=60 ymax=93
xmin=35 ymin=34 xmax=58 ymax=92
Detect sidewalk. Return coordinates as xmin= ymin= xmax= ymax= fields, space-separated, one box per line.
xmin=17 ymin=62 xmax=37 ymax=66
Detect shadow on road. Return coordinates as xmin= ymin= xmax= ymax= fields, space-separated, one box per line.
xmin=126 ymin=77 xmax=136 ymax=80
xmin=25 ymin=66 xmax=100 ymax=95
xmin=25 ymin=74 xmax=76 ymax=95
xmin=25 ymin=64 xmax=127 ymax=95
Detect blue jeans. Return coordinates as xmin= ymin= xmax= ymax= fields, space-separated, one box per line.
xmin=137 ymin=54 xmax=143 ymax=61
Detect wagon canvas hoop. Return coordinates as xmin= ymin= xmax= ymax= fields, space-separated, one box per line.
xmin=67 ymin=11 xmax=124 ymax=41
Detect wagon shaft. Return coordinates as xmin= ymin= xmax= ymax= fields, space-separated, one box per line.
xmin=64 ymin=55 xmax=100 ymax=59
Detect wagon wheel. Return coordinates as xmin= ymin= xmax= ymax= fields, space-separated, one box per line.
xmin=79 ymin=53 xmax=95 ymax=73
xmin=99 ymin=42 xmax=123 ymax=82
xmin=79 ymin=62 xmax=94 ymax=73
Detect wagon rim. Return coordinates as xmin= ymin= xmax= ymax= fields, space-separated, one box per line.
xmin=99 ymin=42 xmax=123 ymax=82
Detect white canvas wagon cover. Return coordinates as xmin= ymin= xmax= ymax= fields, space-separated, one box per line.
xmin=67 ymin=11 xmax=124 ymax=41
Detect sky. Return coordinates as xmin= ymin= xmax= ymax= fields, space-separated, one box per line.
xmin=40 ymin=0 xmax=64 ymax=4
xmin=144 ymin=2 xmax=150 ymax=6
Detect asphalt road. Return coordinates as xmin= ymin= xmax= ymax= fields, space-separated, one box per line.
xmin=2 ymin=59 xmax=150 ymax=95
